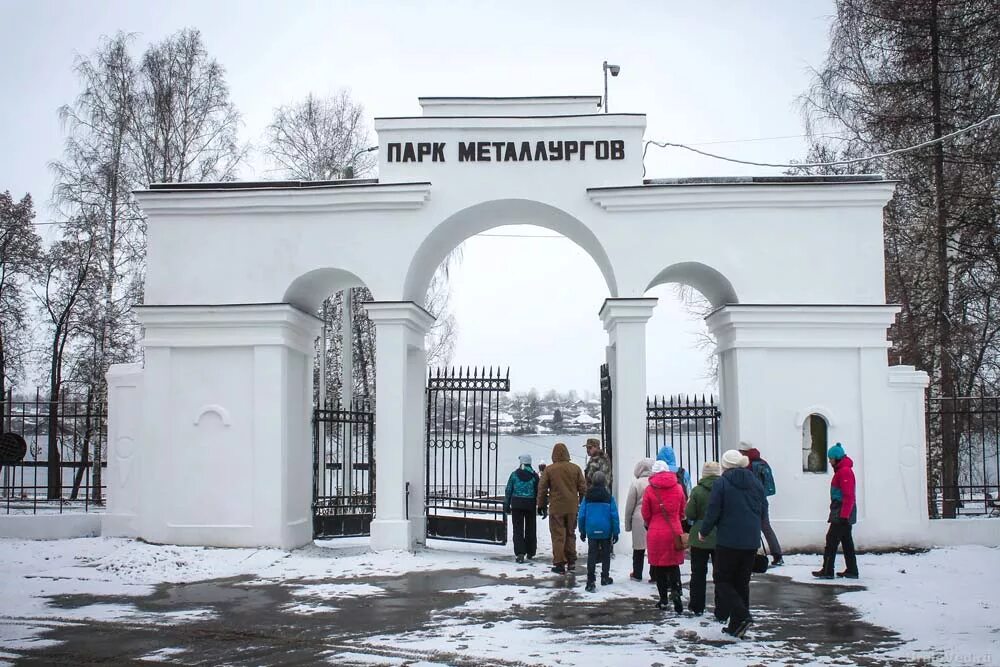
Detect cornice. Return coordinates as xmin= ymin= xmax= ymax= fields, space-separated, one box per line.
xmin=133 ymin=182 xmax=432 ymax=216
xmin=587 ymin=181 xmax=897 ymax=212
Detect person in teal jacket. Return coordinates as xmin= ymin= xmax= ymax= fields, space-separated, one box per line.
xmin=577 ymin=471 xmax=620 ymax=592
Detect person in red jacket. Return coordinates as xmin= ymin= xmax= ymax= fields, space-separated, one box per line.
xmin=641 ymin=460 xmax=687 ymax=613
xmin=813 ymin=442 xmax=859 ymax=579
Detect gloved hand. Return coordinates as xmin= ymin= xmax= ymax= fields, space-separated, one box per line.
xmin=612 ymin=535 xmax=619 ymax=544
xmin=580 ymin=533 xmax=586 ymax=542
xmin=537 ymin=507 xmax=548 ymax=519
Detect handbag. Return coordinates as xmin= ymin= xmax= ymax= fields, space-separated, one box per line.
xmin=652 ymin=487 xmax=688 ymax=551
xmin=752 ymin=535 xmax=769 ymax=574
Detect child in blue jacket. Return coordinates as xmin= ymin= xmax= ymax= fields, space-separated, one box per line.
xmin=577 ymin=471 xmax=620 ymax=592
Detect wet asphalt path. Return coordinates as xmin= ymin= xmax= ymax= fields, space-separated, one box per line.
xmin=8 ymin=564 xmax=910 ymax=666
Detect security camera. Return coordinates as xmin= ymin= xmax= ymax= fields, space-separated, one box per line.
xmin=609 ymin=64 xmax=620 ymax=77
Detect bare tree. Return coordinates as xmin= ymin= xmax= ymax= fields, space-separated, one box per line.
xmin=0 ymin=192 xmax=42 ymax=409
xmin=34 ymin=223 xmax=98 ymax=499
xmin=796 ymin=0 xmax=1000 ymax=516
xmin=264 ymin=91 xmax=376 ymax=180
xmin=132 ymin=28 xmax=246 ymax=184
xmin=51 ymin=32 xmax=144 ymax=404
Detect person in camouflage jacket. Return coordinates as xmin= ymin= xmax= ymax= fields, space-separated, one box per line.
xmin=584 ymin=438 xmax=612 ymax=491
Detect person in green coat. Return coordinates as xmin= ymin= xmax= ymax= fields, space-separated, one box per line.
xmin=685 ymin=461 xmax=721 ymax=617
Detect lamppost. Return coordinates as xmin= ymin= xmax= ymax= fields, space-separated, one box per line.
xmin=340 ymin=145 xmax=379 ymax=180
xmin=603 ymin=61 xmax=621 ymax=113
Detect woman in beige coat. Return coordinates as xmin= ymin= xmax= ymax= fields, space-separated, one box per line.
xmin=624 ymin=457 xmax=654 ymax=581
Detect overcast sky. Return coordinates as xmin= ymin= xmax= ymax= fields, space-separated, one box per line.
xmin=1 ymin=0 xmax=835 ymax=395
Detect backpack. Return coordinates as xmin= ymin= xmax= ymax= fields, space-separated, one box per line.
xmin=511 ymin=471 xmax=537 ymax=498
xmin=753 ymin=460 xmax=776 ymax=496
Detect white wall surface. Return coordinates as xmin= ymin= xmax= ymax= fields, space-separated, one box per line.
xmin=109 ymin=96 xmax=962 ymax=551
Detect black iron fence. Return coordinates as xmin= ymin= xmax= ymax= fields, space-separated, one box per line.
xmin=600 ymin=363 xmax=614 ymax=464
xmin=646 ymin=395 xmax=721 ymax=484
xmin=425 ymin=366 xmax=509 ymax=544
xmin=927 ymin=393 xmax=1000 ymax=519
xmin=313 ymin=399 xmax=375 ymax=538
xmin=1 ymin=391 xmax=107 ymax=514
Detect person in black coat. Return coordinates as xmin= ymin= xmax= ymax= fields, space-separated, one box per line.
xmin=699 ymin=449 xmax=767 ymax=640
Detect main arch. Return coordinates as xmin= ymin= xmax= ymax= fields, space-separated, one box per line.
xmin=106 ymin=95 xmax=930 ymax=552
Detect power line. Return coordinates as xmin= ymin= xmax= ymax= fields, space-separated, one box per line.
xmin=642 ymin=112 xmax=1000 ymax=173
xmin=686 ymin=132 xmax=845 ymax=147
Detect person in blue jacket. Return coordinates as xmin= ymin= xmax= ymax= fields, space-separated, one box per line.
xmin=657 ymin=445 xmax=692 ymax=495
xmin=699 ymin=449 xmax=767 ymax=640
xmin=577 ymin=471 xmax=620 ymax=592
xmin=504 ymin=454 xmax=540 ymax=563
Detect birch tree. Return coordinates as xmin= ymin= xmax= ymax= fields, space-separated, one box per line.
xmin=0 ymin=192 xmax=41 ymax=409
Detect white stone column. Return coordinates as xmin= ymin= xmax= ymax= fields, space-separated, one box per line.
xmin=133 ymin=304 xmax=321 ymax=549
xmin=364 ymin=301 xmax=435 ymax=551
xmin=600 ymin=298 xmax=656 ymax=553
xmin=706 ymin=304 xmax=902 ymax=549
xmin=102 ymin=363 xmax=144 ymax=538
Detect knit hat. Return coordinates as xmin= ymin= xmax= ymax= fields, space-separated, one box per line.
xmin=738 ymin=441 xmax=753 ymax=452
xmin=701 ymin=461 xmax=722 ymax=478
xmin=827 ymin=443 xmax=846 ymax=461
xmin=651 ymin=460 xmax=670 ymax=474
xmin=518 ymin=454 xmax=532 ymax=466
xmin=721 ymin=449 xmax=749 ymax=470
xmin=591 ymin=471 xmax=607 ymax=487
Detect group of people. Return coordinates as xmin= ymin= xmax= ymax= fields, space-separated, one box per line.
xmin=504 ymin=436 xmax=860 ymax=640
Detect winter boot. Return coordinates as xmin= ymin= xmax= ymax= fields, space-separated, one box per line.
xmin=551 ymin=563 xmax=566 ymax=574
xmin=655 ymin=599 xmax=671 ymax=611
xmin=601 ymin=575 xmax=613 ymax=586
xmin=723 ymin=616 xmax=753 ymax=639
xmin=671 ymin=587 xmax=683 ymax=614
xmin=515 ymin=554 xmax=525 ymax=564
xmin=837 ymin=570 xmax=859 ymax=579
xmin=629 ymin=572 xmax=642 ymax=582
xmin=585 ymin=580 xmax=597 ymax=593
xmin=771 ymin=557 xmax=784 ymax=567
xmin=812 ymin=554 xmax=835 ymax=579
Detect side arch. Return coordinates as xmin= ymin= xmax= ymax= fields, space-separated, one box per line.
xmin=645 ymin=261 xmax=738 ymax=308
xmin=283 ymin=267 xmax=369 ymax=313
xmin=403 ymin=199 xmax=618 ymax=302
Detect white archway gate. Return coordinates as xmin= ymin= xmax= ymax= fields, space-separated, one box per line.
xmin=104 ymin=95 xmax=930 ymax=551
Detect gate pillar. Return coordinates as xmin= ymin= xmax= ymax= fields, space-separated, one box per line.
xmin=705 ymin=304 xmax=916 ymax=548
xmin=365 ymin=301 xmax=435 ymax=551
xmin=600 ymin=298 xmax=657 ymax=552
xmin=131 ymin=304 xmax=321 ymax=549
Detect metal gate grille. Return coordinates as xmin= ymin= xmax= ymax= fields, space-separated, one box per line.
xmin=425 ymin=367 xmax=509 ymax=544
xmin=646 ymin=395 xmax=720 ymax=479
xmin=600 ymin=363 xmax=614 ymax=464
xmin=313 ymin=401 xmax=374 ymax=538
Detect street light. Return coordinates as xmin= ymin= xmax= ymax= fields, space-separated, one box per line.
xmin=603 ymin=61 xmax=621 ymax=114
xmin=330 ymin=145 xmax=379 ymax=180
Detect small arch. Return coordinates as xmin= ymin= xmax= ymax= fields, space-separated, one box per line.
xmin=403 ymin=199 xmax=618 ymax=302
xmin=795 ymin=405 xmax=836 ymax=429
xmin=645 ymin=262 xmax=738 ymax=308
xmin=194 ymin=404 xmax=232 ymax=427
xmin=283 ymin=267 xmax=368 ymax=313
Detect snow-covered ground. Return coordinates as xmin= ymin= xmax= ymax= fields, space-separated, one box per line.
xmin=0 ymin=533 xmax=997 ymax=666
